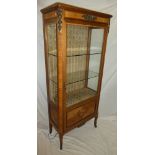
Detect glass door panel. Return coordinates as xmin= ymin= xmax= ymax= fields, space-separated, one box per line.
xmin=66 ymin=24 xmax=104 ymax=107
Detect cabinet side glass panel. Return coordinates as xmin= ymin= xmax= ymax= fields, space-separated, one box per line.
xmin=88 ymin=29 xmax=104 ymax=91
xmin=47 ymin=23 xmax=58 ymax=104
xmin=46 ymin=22 xmax=58 ymax=124
xmin=43 ymin=22 xmax=58 ymax=125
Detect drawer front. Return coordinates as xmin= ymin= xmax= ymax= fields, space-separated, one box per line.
xmin=67 ymin=101 xmax=95 ymax=127
xmin=64 ymin=11 xmax=110 ymax=24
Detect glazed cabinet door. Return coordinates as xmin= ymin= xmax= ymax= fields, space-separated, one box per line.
xmin=65 ymin=24 xmax=105 ymax=108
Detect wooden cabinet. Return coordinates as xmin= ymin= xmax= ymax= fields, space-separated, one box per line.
xmin=40 ymin=2 xmax=112 ymax=150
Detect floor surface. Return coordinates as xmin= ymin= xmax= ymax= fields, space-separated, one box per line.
xmin=37 ymin=116 xmax=117 ymax=155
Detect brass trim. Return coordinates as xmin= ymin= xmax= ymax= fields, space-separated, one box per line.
xmin=56 ymin=9 xmax=63 ymax=32
xmin=82 ymin=14 xmax=97 ymax=21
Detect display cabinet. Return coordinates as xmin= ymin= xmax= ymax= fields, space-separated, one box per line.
xmin=41 ymin=2 xmax=112 ymax=149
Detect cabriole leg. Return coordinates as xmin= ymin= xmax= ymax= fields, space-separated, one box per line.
xmin=94 ymin=114 xmax=98 ymax=128
xmin=49 ymin=122 xmax=52 ymax=134
xmin=59 ymin=133 xmax=63 ymax=150
xmin=49 ymin=126 xmax=52 ymax=134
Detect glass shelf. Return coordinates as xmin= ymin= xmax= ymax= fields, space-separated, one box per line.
xmin=49 ymin=70 xmax=99 ymax=85
xmin=66 ymin=88 xmax=96 ymax=107
xmin=66 ymin=70 xmax=98 ymax=85
xmin=48 ymin=49 xmax=102 ymax=57
xmin=48 ymin=53 xmax=57 ymax=57
xmin=67 ymin=52 xmax=101 ymax=57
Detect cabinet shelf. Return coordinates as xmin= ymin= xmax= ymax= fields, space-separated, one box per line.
xmin=66 ymin=88 xmax=96 ymax=106
xmin=50 ymin=70 xmax=99 ymax=85
xmin=48 ymin=50 xmax=101 ymax=57
xmin=50 ymin=87 xmax=96 ymax=107
xmin=67 ymin=52 xmax=101 ymax=57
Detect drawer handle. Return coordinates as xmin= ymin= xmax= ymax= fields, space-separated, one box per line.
xmin=82 ymin=14 xmax=97 ymax=21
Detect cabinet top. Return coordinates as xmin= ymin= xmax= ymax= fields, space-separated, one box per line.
xmin=40 ymin=2 xmax=112 ymax=18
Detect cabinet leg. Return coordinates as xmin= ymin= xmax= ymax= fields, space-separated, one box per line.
xmin=49 ymin=123 xmax=52 ymax=134
xmin=94 ymin=114 xmax=98 ymax=128
xmin=59 ymin=133 xmax=63 ymax=150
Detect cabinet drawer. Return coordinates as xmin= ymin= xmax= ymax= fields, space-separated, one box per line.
xmin=67 ymin=101 xmax=95 ymax=127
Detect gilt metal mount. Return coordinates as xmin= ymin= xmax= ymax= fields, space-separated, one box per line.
xmin=82 ymin=14 xmax=97 ymax=21
xmin=56 ymin=9 xmax=63 ymax=32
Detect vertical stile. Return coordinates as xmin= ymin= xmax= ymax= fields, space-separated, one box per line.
xmin=56 ymin=8 xmax=66 ymax=134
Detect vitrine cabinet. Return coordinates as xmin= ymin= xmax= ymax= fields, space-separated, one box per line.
xmin=41 ymin=2 xmax=112 ymax=150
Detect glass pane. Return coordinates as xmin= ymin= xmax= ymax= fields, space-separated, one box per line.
xmin=46 ymin=23 xmax=58 ymax=105
xmin=66 ymin=24 xmax=104 ymax=107
xmin=47 ymin=23 xmax=57 ymax=55
xmin=90 ymin=29 xmax=104 ymax=54
xmin=88 ymin=29 xmax=104 ymax=91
